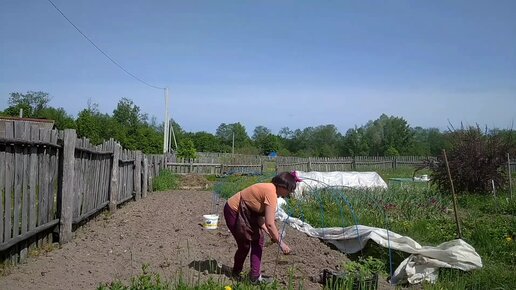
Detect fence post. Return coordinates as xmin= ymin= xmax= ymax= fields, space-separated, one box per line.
xmin=393 ymin=157 xmax=397 ymax=169
xmin=189 ymin=159 xmax=194 ymax=173
xmin=221 ymin=164 xmax=225 ymax=175
xmin=58 ymin=129 xmax=76 ymax=244
xmin=134 ymin=151 xmax=142 ymax=201
xmin=308 ymin=157 xmax=312 ymax=171
xmin=352 ymin=156 xmax=356 ymax=170
xmin=109 ymin=143 xmax=121 ymax=212
xmin=142 ymin=155 xmax=148 ymax=198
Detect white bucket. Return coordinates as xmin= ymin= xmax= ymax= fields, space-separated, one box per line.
xmin=203 ymin=214 xmax=219 ymax=229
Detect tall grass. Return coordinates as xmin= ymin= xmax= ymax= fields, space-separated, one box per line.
xmin=153 ymin=170 xmax=180 ymax=191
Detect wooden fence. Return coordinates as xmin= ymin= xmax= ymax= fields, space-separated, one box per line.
xmin=0 ymin=120 xmax=167 ymax=265
xmin=168 ymin=153 xmax=516 ymax=175
xmin=165 ymin=152 xmax=264 ymax=175
xmin=275 ymin=156 xmax=436 ymax=173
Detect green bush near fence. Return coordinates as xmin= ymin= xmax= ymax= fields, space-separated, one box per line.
xmin=152 ymin=170 xmax=180 ymax=191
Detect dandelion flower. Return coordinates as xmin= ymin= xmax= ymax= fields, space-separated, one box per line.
xmin=225 ymin=286 xmax=232 ymax=290
xmin=506 ymin=236 xmax=513 ymax=242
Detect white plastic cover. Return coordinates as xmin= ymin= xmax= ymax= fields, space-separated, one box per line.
xmin=276 ymin=198 xmax=483 ymax=285
xmin=293 ymin=171 xmax=388 ymax=198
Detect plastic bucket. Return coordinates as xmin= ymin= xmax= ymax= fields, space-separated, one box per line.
xmin=203 ymin=214 xmax=219 ymax=229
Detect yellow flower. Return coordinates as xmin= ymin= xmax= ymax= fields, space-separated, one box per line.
xmin=506 ymin=236 xmax=513 ymax=242
xmin=224 ymin=286 xmax=232 ymax=290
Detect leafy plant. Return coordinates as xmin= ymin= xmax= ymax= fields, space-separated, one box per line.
xmin=152 ymin=170 xmax=180 ymax=191
xmin=344 ymin=257 xmax=385 ymax=279
xmin=177 ymin=138 xmax=197 ymax=160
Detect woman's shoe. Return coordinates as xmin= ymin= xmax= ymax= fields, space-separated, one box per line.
xmin=250 ymin=275 xmax=274 ymax=284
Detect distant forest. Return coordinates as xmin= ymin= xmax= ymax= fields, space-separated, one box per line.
xmin=2 ymin=91 xmax=515 ymax=157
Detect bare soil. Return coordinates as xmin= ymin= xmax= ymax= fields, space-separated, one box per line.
xmin=0 ymin=188 xmax=396 ymax=290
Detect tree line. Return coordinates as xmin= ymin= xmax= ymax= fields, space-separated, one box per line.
xmin=2 ymin=91 xmax=515 ymax=158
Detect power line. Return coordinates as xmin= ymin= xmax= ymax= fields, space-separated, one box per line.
xmin=46 ymin=0 xmax=165 ymax=90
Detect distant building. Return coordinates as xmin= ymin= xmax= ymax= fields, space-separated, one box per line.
xmin=0 ymin=116 xmax=55 ymax=137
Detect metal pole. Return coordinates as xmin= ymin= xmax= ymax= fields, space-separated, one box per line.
xmin=443 ymin=149 xmax=462 ymax=239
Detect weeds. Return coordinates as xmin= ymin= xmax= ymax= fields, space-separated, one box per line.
xmin=152 ymin=170 xmax=180 ymax=191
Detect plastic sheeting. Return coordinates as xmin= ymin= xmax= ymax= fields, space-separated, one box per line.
xmin=276 ymin=198 xmax=483 ymax=285
xmin=293 ymin=171 xmax=388 ymax=198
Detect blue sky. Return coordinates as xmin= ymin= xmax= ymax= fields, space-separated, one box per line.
xmin=1 ymin=0 xmax=515 ymax=134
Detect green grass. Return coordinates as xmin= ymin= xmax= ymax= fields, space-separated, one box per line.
xmin=152 ymin=170 xmax=180 ymax=191
xmin=98 ymin=264 xmax=291 ymax=290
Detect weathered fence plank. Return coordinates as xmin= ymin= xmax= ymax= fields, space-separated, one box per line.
xmin=142 ymin=155 xmax=148 ymax=198
xmin=109 ymin=143 xmax=120 ymax=212
xmin=19 ymin=122 xmax=30 ymax=260
xmin=135 ymin=151 xmax=142 ymax=200
xmin=58 ymin=129 xmax=76 ymax=244
xmin=0 ymin=130 xmax=5 ymax=244
xmin=27 ymin=125 xmax=39 ymax=252
xmin=4 ymin=122 xmax=14 ymax=244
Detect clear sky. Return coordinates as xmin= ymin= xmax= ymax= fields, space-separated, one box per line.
xmin=1 ymin=0 xmax=515 ymax=134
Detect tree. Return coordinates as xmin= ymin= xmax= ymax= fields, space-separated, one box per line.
xmin=252 ymin=125 xmax=280 ymax=155
xmin=76 ymin=103 xmax=120 ymax=145
xmin=187 ymin=131 xmax=222 ymax=152
xmin=113 ymin=98 xmax=143 ymax=128
xmin=382 ymin=115 xmax=413 ymax=154
xmin=38 ymin=107 xmax=76 ymax=130
xmin=215 ymin=122 xmax=251 ymax=152
xmin=177 ymin=138 xmax=197 ymax=160
xmin=310 ymin=125 xmax=343 ymax=157
xmin=362 ymin=114 xmax=413 ymax=156
xmin=4 ymin=91 xmax=51 ymax=117
xmin=342 ymin=126 xmax=369 ymax=156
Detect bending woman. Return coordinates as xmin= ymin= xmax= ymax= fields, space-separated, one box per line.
xmin=223 ymin=171 xmax=300 ymax=283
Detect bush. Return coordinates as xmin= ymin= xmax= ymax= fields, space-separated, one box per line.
xmin=429 ymin=126 xmax=510 ymax=194
xmin=152 ymin=170 xmax=179 ymax=191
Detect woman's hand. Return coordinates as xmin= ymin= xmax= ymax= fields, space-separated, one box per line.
xmin=280 ymin=241 xmax=291 ymax=255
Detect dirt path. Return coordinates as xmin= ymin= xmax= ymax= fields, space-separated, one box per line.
xmin=0 ymin=190 xmax=395 ymax=290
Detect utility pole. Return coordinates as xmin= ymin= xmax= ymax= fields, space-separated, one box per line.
xmin=163 ymin=88 xmax=169 ymax=153
xmin=232 ymin=131 xmax=235 ymax=155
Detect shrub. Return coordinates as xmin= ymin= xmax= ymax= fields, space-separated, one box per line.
xmin=429 ymin=126 xmax=510 ymax=194
xmin=152 ymin=170 xmax=179 ymax=191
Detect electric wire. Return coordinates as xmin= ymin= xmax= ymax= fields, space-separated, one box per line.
xmin=46 ymin=0 xmax=165 ymax=90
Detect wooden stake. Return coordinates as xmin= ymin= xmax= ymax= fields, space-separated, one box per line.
xmin=443 ymin=149 xmax=463 ymax=239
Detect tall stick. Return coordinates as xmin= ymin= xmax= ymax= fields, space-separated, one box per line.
xmin=443 ymin=149 xmax=463 ymax=239
xmin=508 ymin=153 xmax=513 ymax=200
